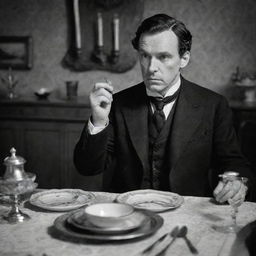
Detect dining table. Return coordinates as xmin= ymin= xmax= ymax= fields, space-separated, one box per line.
xmin=0 ymin=190 xmax=256 ymax=256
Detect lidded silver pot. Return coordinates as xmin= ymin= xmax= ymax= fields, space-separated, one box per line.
xmin=4 ymin=147 xmax=28 ymax=181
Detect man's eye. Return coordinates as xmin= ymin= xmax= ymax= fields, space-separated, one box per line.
xmin=159 ymin=55 xmax=169 ymax=61
xmin=140 ymin=53 xmax=148 ymax=58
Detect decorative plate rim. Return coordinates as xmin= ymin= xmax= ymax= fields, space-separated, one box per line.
xmin=29 ymin=189 xmax=95 ymax=211
xmin=116 ymin=189 xmax=184 ymax=212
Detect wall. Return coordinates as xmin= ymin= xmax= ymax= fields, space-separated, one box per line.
xmin=0 ymin=0 xmax=255 ymax=98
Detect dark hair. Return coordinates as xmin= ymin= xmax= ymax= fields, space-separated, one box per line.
xmin=132 ymin=14 xmax=192 ymax=57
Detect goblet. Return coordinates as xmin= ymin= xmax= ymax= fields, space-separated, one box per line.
xmin=227 ymin=177 xmax=248 ymax=233
xmin=0 ymin=176 xmax=37 ymax=223
xmin=214 ymin=172 xmax=248 ymax=233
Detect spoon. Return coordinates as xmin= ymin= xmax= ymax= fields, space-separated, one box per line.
xmin=178 ymin=226 xmax=198 ymax=254
xmin=141 ymin=226 xmax=180 ymax=255
xmin=154 ymin=226 xmax=180 ymax=256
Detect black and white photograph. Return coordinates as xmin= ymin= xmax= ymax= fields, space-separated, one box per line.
xmin=0 ymin=0 xmax=255 ymax=255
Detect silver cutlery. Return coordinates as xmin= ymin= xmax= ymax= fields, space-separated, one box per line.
xmin=140 ymin=226 xmax=180 ymax=255
xmin=154 ymin=226 xmax=181 ymax=256
xmin=177 ymin=226 xmax=198 ymax=254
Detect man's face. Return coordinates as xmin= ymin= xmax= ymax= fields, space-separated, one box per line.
xmin=138 ymin=30 xmax=190 ymax=96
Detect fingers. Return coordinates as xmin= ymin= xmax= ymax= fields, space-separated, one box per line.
xmin=90 ymin=82 xmax=114 ymax=106
xmin=93 ymin=82 xmax=114 ymax=94
xmin=230 ymin=183 xmax=248 ymax=204
xmin=213 ymin=181 xmax=224 ymax=198
xmin=214 ymin=180 xmax=242 ymax=203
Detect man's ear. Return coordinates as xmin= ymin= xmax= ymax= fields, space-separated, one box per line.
xmin=180 ymin=51 xmax=190 ymax=68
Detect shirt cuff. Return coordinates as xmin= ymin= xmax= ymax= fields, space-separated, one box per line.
xmin=87 ymin=118 xmax=109 ymax=135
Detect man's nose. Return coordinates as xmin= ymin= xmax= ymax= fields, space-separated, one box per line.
xmin=148 ymin=58 xmax=158 ymax=73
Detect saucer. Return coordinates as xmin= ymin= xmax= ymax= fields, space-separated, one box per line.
xmin=116 ymin=189 xmax=184 ymax=212
xmin=67 ymin=208 xmax=147 ymax=234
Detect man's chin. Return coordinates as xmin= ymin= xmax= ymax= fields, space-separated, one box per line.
xmin=146 ymin=83 xmax=166 ymax=93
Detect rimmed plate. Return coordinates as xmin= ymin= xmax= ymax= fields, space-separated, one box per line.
xmin=53 ymin=209 xmax=163 ymax=241
xmin=67 ymin=208 xmax=148 ymax=234
xmin=29 ymin=189 xmax=95 ymax=211
xmin=116 ymin=189 xmax=184 ymax=212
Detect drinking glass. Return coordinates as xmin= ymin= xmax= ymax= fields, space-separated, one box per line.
xmin=66 ymin=81 xmax=78 ymax=100
xmin=214 ymin=173 xmax=248 ymax=233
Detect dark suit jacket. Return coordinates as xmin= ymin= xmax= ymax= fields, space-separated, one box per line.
xmin=74 ymin=77 xmax=254 ymax=197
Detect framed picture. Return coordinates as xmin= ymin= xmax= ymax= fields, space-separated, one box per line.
xmin=0 ymin=36 xmax=32 ymax=70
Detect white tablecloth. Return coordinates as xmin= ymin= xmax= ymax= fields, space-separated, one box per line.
xmin=0 ymin=192 xmax=256 ymax=256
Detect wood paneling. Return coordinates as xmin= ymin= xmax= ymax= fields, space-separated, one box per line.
xmin=0 ymin=125 xmax=17 ymax=176
xmin=231 ymin=101 xmax=256 ymax=174
xmin=24 ymin=125 xmax=62 ymax=188
xmin=0 ymin=97 xmax=102 ymax=190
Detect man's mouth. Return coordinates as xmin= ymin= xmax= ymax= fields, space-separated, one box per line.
xmin=147 ymin=78 xmax=162 ymax=84
xmin=147 ymin=77 xmax=161 ymax=81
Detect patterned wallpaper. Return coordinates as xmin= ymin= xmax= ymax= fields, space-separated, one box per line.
xmin=0 ymin=0 xmax=255 ymax=98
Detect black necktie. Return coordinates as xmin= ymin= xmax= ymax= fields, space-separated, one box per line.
xmin=149 ymin=89 xmax=180 ymax=133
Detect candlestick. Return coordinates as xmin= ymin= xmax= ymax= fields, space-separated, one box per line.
xmin=73 ymin=0 xmax=81 ymax=49
xmin=113 ymin=14 xmax=119 ymax=51
xmin=97 ymin=12 xmax=103 ymax=47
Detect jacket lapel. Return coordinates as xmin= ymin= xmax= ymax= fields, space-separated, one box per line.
xmin=170 ymin=78 xmax=203 ymax=167
xmin=121 ymin=83 xmax=149 ymax=171
xmin=120 ymin=79 xmax=204 ymax=172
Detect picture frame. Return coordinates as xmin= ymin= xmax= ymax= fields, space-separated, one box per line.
xmin=0 ymin=36 xmax=32 ymax=70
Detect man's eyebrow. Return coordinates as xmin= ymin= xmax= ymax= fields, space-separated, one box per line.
xmin=156 ymin=51 xmax=172 ymax=56
xmin=138 ymin=48 xmax=148 ymax=53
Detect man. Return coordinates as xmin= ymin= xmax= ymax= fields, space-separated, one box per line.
xmin=74 ymin=14 xmax=253 ymax=203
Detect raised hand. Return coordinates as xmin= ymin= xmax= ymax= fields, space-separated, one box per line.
xmin=89 ymin=81 xmax=114 ymax=127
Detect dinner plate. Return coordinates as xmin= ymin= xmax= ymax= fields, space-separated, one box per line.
xmin=29 ymin=189 xmax=95 ymax=211
xmin=116 ymin=189 xmax=184 ymax=212
xmin=67 ymin=208 xmax=148 ymax=234
xmin=53 ymin=209 xmax=163 ymax=241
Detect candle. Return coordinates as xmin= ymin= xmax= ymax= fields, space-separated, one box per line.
xmin=8 ymin=67 xmax=13 ymax=85
xmin=73 ymin=0 xmax=81 ymax=49
xmin=97 ymin=12 xmax=103 ymax=47
xmin=113 ymin=14 xmax=119 ymax=51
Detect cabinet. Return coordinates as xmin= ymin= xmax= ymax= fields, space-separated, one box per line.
xmin=0 ymin=97 xmax=103 ymax=190
xmin=230 ymin=101 xmax=256 ymax=172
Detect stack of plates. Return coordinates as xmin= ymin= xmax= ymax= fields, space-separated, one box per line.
xmin=54 ymin=207 xmax=163 ymax=241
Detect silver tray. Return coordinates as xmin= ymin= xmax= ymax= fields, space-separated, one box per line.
xmin=53 ymin=209 xmax=163 ymax=241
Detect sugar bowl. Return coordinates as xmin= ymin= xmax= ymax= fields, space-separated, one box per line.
xmin=0 ymin=147 xmax=37 ymax=223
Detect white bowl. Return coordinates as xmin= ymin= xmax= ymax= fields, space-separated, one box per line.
xmin=84 ymin=203 xmax=134 ymax=228
xmin=34 ymin=88 xmax=52 ymax=99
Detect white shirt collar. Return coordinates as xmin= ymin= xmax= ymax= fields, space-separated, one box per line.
xmin=146 ymin=76 xmax=181 ymax=98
